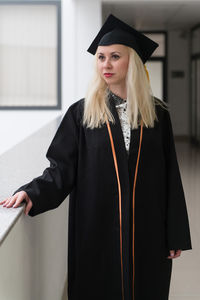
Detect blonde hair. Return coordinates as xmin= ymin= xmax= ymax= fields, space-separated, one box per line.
xmin=83 ymin=46 xmax=168 ymax=129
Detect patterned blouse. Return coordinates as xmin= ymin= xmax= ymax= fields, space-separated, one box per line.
xmin=109 ymin=90 xmax=131 ymax=154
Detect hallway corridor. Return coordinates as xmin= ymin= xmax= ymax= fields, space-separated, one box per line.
xmin=169 ymin=139 xmax=199 ymax=299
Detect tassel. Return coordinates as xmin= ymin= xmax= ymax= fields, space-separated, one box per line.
xmin=144 ymin=65 xmax=150 ymax=82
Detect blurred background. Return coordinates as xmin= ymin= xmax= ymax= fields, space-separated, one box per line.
xmin=0 ymin=0 xmax=200 ymax=153
xmin=0 ymin=0 xmax=199 ymax=300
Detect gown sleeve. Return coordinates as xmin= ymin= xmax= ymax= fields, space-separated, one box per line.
xmin=12 ymin=105 xmax=79 ymax=217
xmin=162 ymin=109 xmax=192 ymax=251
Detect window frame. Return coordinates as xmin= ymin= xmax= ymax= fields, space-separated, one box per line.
xmin=0 ymin=0 xmax=61 ymax=110
xmin=141 ymin=30 xmax=168 ymax=102
xmin=190 ymin=23 xmax=200 ymax=145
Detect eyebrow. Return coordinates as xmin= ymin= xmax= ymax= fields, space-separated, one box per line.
xmin=97 ymin=51 xmax=121 ymax=55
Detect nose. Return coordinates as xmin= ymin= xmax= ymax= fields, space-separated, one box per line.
xmin=103 ymin=58 xmax=112 ymax=69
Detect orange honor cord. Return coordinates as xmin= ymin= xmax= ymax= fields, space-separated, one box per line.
xmin=132 ymin=120 xmax=143 ymax=300
xmin=106 ymin=120 xmax=125 ymax=300
xmin=106 ymin=119 xmax=144 ymax=300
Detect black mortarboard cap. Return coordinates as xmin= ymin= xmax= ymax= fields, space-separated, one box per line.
xmin=87 ymin=14 xmax=159 ymax=64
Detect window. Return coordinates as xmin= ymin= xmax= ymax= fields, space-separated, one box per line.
xmin=191 ymin=24 xmax=200 ymax=145
xmin=143 ymin=32 xmax=167 ymax=101
xmin=0 ymin=1 xmax=61 ymax=109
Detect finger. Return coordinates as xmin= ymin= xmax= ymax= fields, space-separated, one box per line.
xmin=171 ymin=250 xmax=181 ymax=258
xmin=1 ymin=197 xmax=13 ymax=204
xmin=173 ymin=254 xmax=180 ymax=258
xmin=13 ymin=195 xmax=27 ymax=208
xmin=174 ymin=250 xmax=182 ymax=258
xmin=0 ymin=198 xmax=9 ymax=205
xmin=167 ymin=249 xmax=182 ymax=259
xmin=4 ymin=196 xmax=18 ymax=208
xmin=2 ymin=197 xmax=15 ymax=207
xmin=5 ymin=194 xmax=25 ymax=208
xmin=24 ymin=200 xmax=32 ymax=216
xmin=167 ymin=250 xmax=175 ymax=259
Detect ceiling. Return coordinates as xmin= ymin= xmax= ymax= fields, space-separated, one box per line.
xmin=102 ymin=0 xmax=200 ymax=31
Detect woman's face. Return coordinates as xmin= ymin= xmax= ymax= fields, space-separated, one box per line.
xmin=96 ymin=44 xmax=129 ymax=88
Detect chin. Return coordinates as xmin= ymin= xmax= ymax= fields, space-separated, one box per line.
xmin=104 ymin=78 xmax=117 ymax=84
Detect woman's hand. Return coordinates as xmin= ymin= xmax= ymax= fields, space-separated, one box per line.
xmin=0 ymin=191 xmax=33 ymax=216
xmin=167 ymin=249 xmax=182 ymax=259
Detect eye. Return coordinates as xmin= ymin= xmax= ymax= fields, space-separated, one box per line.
xmin=112 ymin=54 xmax=120 ymax=60
xmin=98 ymin=55 xmax=105 ymax=61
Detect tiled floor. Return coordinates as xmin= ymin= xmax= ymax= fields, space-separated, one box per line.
xmin=169 ymin=140 xmax=200 ymax=300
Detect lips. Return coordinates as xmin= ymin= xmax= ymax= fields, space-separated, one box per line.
xmin=104 ymin=73 xmax=114 ymax=78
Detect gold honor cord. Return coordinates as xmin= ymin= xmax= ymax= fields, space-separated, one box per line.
xmin=106 ymin=119 xmax=125 ymax=300
xmin=106 ymin=119 xmax=144 ymax=300
xmin=132 ymin=120 xmax=143 ymax=300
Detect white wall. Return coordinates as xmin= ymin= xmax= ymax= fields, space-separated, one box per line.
xmin=0 ymin=116 xmax=69 ymax=300
xmin=0 ymin=111 xmax=61 ymax=155
xmin=75 ymin=0 xmax=102 ymax=100
xmin=168 ymin=29 xmax=190 ymax=136
xmin=62 ymin=0 xmax=102 ymax=103
xmin=0 ymin=199 xmax=69 ymax=300
xmin=62 ymin=0 xmax=76 ymax=111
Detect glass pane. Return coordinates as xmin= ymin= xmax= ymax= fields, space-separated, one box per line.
xmin=146 ymin=61 xmax=163 ymax=100
xmin=191 ymin=60 xmax=196 ymax=138
xmin=197 ymin=59 xmax=200 ymax=142
xmin=144 ymin=33 xmax=165 ymax=56
xmin=0 ymin=4 xmax=57 ymax=107
xmin=192 ymin=28 xmax=200 ymax=55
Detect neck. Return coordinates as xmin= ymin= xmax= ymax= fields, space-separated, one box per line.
xmin=108 ymin=83 xmax=127 ymax=99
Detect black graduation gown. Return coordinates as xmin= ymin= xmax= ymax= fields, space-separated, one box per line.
xmin=13 ymin=95 xmax=192 ymax=300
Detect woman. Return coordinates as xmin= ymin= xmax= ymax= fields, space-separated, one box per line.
xmin=0 ymin=14 xmax=192 ymax=300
